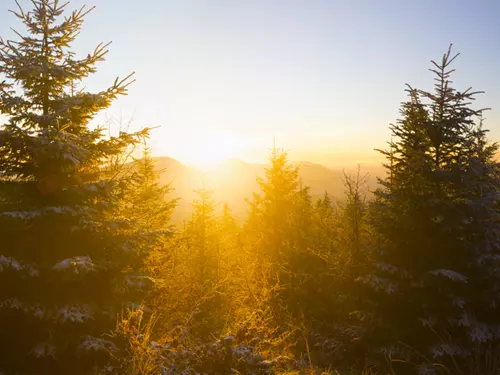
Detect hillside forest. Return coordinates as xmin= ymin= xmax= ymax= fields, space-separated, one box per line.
xmin=1 ymin=1 xmax=500 ymax=375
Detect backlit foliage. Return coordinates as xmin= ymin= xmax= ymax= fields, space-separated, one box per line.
xmin=0 ymin=2 xmax=499 ymax=375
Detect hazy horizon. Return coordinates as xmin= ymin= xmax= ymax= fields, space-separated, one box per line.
xmin=152 ymin=151 xmax=385 ymax=169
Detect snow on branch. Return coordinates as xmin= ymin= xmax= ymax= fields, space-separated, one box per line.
xmin=469 ymin=323 xmax=497 ymax=343
xmin=124 ymin=274 xmax=154 ymax=290
xmin=0 ymin=255 xmax=39 ymax=276
xmin=79 ymin=335 xmax=117 ymax=353
xmin=31 ymin=341 xmax=57 ymax=359
xmin=357 ymin=275 xmax=397 ymax=294
xmin=0 ymin=206 xmax=92 ymax=221
xmin=431 ymin=343 xmax=468 ymax=359
xmin=428 ymin=269 xmax=468 ymax=283
xmin=53 ymin=256 xmax=98 ymax=275
xmin=54 ymin=304 xmax=93 ymax=323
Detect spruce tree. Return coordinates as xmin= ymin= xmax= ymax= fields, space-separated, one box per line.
xmin=363 ymin=46 xmax=500 ymax=373
xmin=187 ymin=186 xmax=219 ymax=282
xmin=127 ymin=144 xmax=177 ymax=232
xmin=127 ymin=143 xmax=178 ymax=315
xmin=217 ymin=203 xmax=240 ymax=277
xmin=0 ymin=1 xmax=152 ymax=373
xmin=245 ymin=148 xmax=319 ymax=318
xmin=246 ymin=148 xmax=301 ymax=265
xmin=339 ymin=166 xmax=369 ymax=267
xmin=184 ymin=186 xmax=226 ymax=337
xmin=313 ymin=192 xmax=337 ymax=256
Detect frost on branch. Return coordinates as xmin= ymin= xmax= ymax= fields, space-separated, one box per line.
xmin=0 ymin=298 xmax=27 ymax=312
xmin=0 ymin=206 xmax=92 ymax=221
xmin=468 ymin=323 xmax=500 ymax=343
xmin=0 ymin=299 xmax=96 ymax=323
xmin=124 ymin=274 xmax=154 ymax=291
xmin=79 ymin=336 xmax=117 ymax=353
xmin=417 ymin=363 xmax=438 ymax=375
xmin=53 ymin=256 xmax=98 ymax=275
xmin=54 ymin=304 xmax=93 ymax=323
xmin=31 ymin=342 xmax=57 ymax=359
xmin=418 ymin=316 xmax=437 ymax=328
xmin=456 ymin=311 xmax=473 ymax=327
xmin=32 ymin=306 xmax=46 ymax=319
xmin=0 ymin=255 xmax=39 ymax=276
xmin=358 ymin=274 xmax=397 ymax=294
xmin=428 ymin=269 xmax=468 ymax=283
xmin=451 ymin=295 xmax=466 ymax=308
xmin=0 ymin=299 xmax=46 ymax=318
xmin=430 ymin=343 xmax=468 ymax=359
xmin=375 ymin=263 xmax=399 ymax=274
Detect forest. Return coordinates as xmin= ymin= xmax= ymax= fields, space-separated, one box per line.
xmin=1 ymin=1 xmax=500 ymax=375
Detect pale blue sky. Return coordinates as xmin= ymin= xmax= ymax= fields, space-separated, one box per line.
xmin=1 ymin=0 xmax=499 ymax=165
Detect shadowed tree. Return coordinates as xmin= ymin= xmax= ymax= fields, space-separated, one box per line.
xmin=0 ymin=1 xmax=154 ymax=373
xmin=361 ymin=46 xmax=500 ymax=373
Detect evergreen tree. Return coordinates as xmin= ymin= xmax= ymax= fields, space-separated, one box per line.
xmin=126 ymin=142 xmax=178 ymax=317
xmin=245 ymin=148 xmax=320 ymax=317
xmin=362 ymin=46 xmax=500 ymax=373
xmin=217 ymin=203 xmax=240 ymax=278
xmin=0 ymin=1 xmax=152 ymax=373
xmin=127 ymin=142 xmax=177 ymax=233
xmin=338 ymin=166 xmax=369 ymax=267
xmin=313 ymin=192 xmax=337 ymax=256
xmin=246 ymin=148 xmax=301 ymax=265
xmin=187 ymin=185 xmax=219 ymax=282
xmin=219 ymin=203 xmax=238 ymax=235
xmin=183 ymin=186 xmax=228 ymax=337
xmin=291 ymin=183 xmax=314 ymax=250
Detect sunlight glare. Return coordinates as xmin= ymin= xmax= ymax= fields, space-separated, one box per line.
xmin=173 ymin=131 xmax=249 ymax=168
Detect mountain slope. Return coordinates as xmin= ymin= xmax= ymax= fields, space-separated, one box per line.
xmin=152 ymin=157 xmax=384 ymax=223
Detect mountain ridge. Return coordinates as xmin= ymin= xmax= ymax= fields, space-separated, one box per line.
xmin=148 ymin=156 xmax=385 ymax=223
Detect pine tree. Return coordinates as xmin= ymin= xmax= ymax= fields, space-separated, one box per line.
xmin=0 ymin=1 xmax=152 ymax=373
xmin=362 ymin=46 xmax=500 ymax=372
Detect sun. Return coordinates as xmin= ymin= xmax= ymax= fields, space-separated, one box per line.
xmin=177 ymin=131 xmax=249 ymax=168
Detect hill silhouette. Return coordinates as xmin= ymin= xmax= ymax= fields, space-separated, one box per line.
xmin=151 ymin=156 xmax=385 ymax=223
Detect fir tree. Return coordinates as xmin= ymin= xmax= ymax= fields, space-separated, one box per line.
xmin=245 ymin=148 xmax=320 ymax=318
xmin=127 ymin=142 xmax=178 ymax=315
xmin=126 ymin=141 xmax=177 ymax=239
xmin=362 ymin=45 xmax=500 ymax=373
xmin=219 ymin=203 xmax=238 ymax=235
xmin=338 ymin=166 xmax=369 ymax=267
xmin=0 ymin=1 xmax=152 ymax=373
xmin=187 ymin=185 xmax=219 ymax=282
xmin=217 ymin=203 xmax=240 ymax=277
xmin=246 ymin=148 xmax=301 ymax=265
xmin=184 ymin=186 xmax=228 ymax=337
xmin=313 ymin=191 xmax=337 ymax=256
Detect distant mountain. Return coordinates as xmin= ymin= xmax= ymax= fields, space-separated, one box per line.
xmin=151 ymin=157 xmax=385 ymax=224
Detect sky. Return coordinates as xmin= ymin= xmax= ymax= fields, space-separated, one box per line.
xmin=0 ymin=0 xmax=499 ymax=166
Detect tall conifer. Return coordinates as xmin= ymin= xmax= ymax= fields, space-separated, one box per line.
xmin=363 ymin=46 xmax=500 ymax=373
xmin=0 ymin=1 xmax=152 ymax=373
